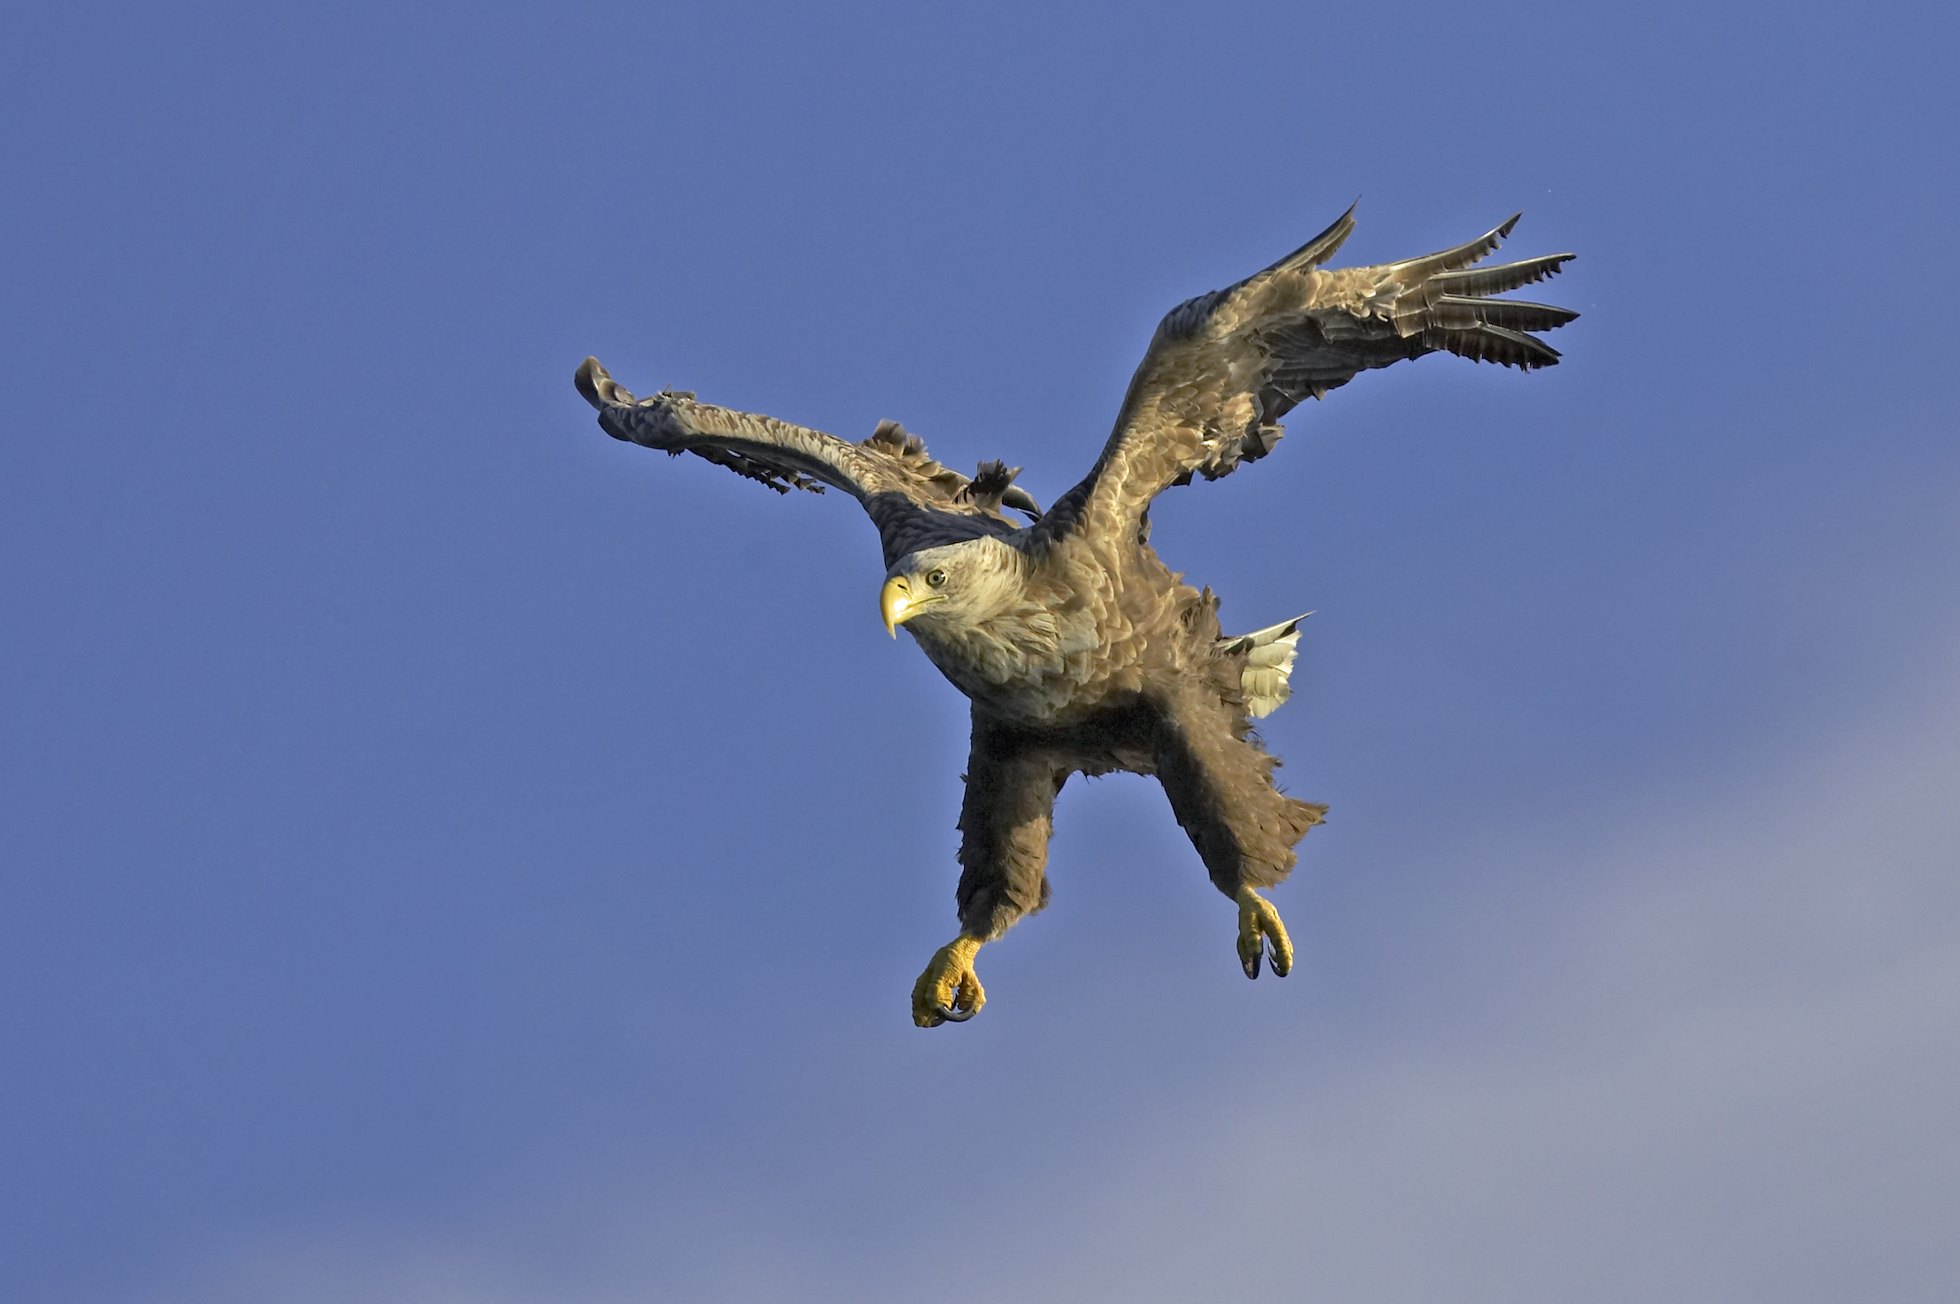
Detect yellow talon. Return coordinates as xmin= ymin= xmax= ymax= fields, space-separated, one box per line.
xmin=912 ymin=935 xmax=986 ymax=1027
xmin=1236 ymin=888 xmax=1293 ymax=979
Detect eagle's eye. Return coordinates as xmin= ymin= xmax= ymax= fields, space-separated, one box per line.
xmin=926 ymin=568 xmax=948 ymax=589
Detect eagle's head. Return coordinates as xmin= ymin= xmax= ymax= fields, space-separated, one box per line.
xmin=879 ymin=537 xmax=1028 ymax=640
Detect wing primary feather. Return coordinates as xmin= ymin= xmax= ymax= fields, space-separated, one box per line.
xmin=1430 ymin=252 xmax=1575 ymax=298
xmin=1432 ymin=295 xmax=1580 ymax=333
xmin=1427 ymin=322 xmax=1563 ymax=368
xmin=1260 ymin=200 xmax=1359 ymax=276
xmin=1385 ymin=213 xmax=1521 ymax=282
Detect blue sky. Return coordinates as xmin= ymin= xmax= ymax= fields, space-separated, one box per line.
xmin=5 ymin=3 xmax=1957 ymax=1300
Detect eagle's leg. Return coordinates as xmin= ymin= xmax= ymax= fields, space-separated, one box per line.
xmin=912 ymin=935 xmax=986 ymax=1027
xmin=1236 ymin=886 xmax=1293 ymax=979
xmin=911 ymin=710 xmax=1066 ymax=1028
xmin=1152 ymin=690 xmax=1326 ymax=980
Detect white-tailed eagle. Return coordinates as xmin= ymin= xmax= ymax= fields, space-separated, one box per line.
xmin=575 ymin=206 xmax=1575 ymax=1026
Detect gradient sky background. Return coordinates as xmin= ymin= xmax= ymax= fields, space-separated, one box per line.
xmin=6 ymin=3 xmax=1958 ymax=1300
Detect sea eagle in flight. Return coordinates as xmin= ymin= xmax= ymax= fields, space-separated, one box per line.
xmin=575 ymin=206 xmax=1576 ymax=1026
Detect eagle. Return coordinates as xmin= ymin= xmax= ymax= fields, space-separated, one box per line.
xmin=575 ymin=206 xmax=1576 ymax=1026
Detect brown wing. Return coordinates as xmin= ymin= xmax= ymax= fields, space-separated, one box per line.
xmin=1035 ymin=207 xmax=1577 ymax=545
xmin=576 ymin=357 xmax=1040 ymax=562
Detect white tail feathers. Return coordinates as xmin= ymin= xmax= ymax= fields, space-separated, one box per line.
xmin=1219 ymin=613 xmax=1312 ymax=718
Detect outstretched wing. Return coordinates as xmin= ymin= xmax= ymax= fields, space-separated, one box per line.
xmin=577 ymin=357 xmax=1040 ymax=562
xmin=1035 ymin=207 xmax=1576 ymax=545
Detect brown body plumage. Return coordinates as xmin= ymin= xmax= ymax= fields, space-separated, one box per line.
xmin=575 ymin=206 xmax=1576 ymax=1025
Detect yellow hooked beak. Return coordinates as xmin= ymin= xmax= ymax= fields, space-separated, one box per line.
xmin=880 ymin=574 xmax=935 ymax=637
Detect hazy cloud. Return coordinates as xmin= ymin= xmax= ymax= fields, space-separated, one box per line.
xmin=158 ymin=638 xmax=1960 ymax=1304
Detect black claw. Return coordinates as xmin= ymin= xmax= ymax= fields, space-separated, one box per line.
xmin=936 ymin=1003 xmax=979 ymax=1023
xmin=1269 ymin=946 xmax=1291 ymax=979
xmin=1242 ymin=950 xmax=1262 ymax=980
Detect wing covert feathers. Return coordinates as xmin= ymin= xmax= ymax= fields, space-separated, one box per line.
xmin=1035 ymin=208 xmax=1576 ymax=548
xmin=575 ymin=357 xmax=1040 ymax=559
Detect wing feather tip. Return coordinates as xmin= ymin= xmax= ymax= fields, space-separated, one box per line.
xmin=576 ymin=356 xmax=632 ymax=410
